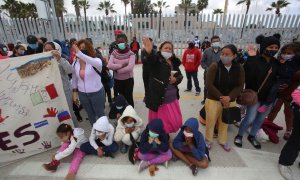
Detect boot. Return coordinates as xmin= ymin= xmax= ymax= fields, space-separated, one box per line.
xmin=43 ymin=159 xmax=60 ymax=172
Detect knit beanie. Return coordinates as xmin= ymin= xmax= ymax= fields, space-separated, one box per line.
xmin=256 ymin=34 xmax=280 ymax=54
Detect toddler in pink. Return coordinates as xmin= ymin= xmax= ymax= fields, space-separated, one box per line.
xmin=43 ymin=124 xmax=88 ymax=180
xmin=291 ymin=86 xmax=300 ymax=106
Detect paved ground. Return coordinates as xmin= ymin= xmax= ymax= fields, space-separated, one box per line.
xmin=0 ymin=65 xmax=299 ymax=180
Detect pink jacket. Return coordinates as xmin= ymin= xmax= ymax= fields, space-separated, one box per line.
xmin=107 ymin=50 xmax=135 ymax=80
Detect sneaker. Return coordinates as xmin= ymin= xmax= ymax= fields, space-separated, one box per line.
xmin=278 ymin=164 xmax=294 ymax=180
xmin=247 ymin=135 xmax=261 ymax=149
xmin=201 ymin=100 xmax=205 ymax=105
xmin=138 ymin=160 xmax=149 ymax=172
xmin=190 ymin=164 xmax=198 ymax=176
xmin=164 ymin=161 xmax=168 ymax=168
xmin=257 ymin=105 xmax=268 ymax=113
xmin=205 ymin=140 xmax=212 ymax=150
xmin=221 ymin=143 xmax=231 ymax=152
xmin=104 ymin=152 xmax=114 ymax=158
xmin=184 ymin=89 xmax=192 ymax=92
xmin=283 ymin=131 xmax=292 ymax=141
xmin=120 ymin=143 xmax=128 ymax=154
xmin=75 ymin=114 xmax=83 ymax=122
xmin=234 ymin=135 xmax=243 ymax=148
xmin=195 ymin=91 xmax=200 ymax=96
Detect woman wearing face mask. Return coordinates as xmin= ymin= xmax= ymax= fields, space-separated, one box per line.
xmin=266 ymin=43 xmax=300 ymax=141
xmin=205 ymin=44 xmax=245 ymax=152
xmin=143 ymin=37 xmax=183 ymax=134
xmin=234 ymin=35 xmax=281 ymax=149
xmin=10 ymin=45 xmax=25 ymax=57
xmin=44 ymin=42 xmax=79 ymax=127
xmin=72 ymin=40 xmax=105 ymax=126
xmin=107 ymin=34 xmax=135 ymax=107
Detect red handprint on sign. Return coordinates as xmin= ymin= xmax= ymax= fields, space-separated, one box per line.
xmin=43 ymin=107 xmax=58 ymax=118
xmin=0 ymin=109 xmax=9 ymax=123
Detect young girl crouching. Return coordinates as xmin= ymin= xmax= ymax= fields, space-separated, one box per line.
xmin=43 ymin=124 xmax=88 ymax=180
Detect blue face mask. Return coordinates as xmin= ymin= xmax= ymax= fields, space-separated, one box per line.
xmin=29 ymin=44 xmax=38 ymax=49
xmin=148 ymin=131 xmax=159 ymax=138
xmin=211 ymin=42 xmax=221 ymax=49
xmin=118 ymin=43 xmax=126 ymax=50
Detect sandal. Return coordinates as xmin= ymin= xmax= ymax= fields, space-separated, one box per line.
xmin=221 ymin=143 xmax=231 ymax=152
xmin=205 ymin=140 xmax=212 ymax=150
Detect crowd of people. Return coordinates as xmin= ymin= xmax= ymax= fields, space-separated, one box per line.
xmin=0 ymin=31 xmax=300 ymax=180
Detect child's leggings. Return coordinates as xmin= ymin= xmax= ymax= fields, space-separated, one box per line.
xmin=58 ymin=142 xmax=85 ymax=174
xmin=138 ymin=150 xmax=172 ymax=165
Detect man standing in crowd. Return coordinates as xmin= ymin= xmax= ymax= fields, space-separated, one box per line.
xmin=182 ymin=40 xmax=202 ymax=96
xmin=201 ymin=36 xmax=211 ymax=52
xmin=130 ymin=37 xmax=141 ymax=64
xmin=194 ymin=36 xmax=201 ymax=49
xmin=25 ymin=35 xmax=43 ymax=55
xmin=201 ymin=36 xmax=222 ymax=104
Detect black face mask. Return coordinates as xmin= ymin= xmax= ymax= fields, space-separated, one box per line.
xmin=263 ymin=49 xmax=278 ymax=57
xmin=81 ymin=50 xmax=89 ymax=56
xmin=188 ymin=43 xmax=195 ymax=49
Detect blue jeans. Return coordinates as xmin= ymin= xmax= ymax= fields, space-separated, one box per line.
xmin=78 ymin=88 xmax=105 ymax=125
xmin=238 ymin=102 xmax=273 ymax=137
xmin=80 ymin=140 xmax=119 ymax=155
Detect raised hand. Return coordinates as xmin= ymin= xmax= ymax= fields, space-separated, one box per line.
xmin=51 ymin=50 xmax=61 ymax=61
xmin=247 ymin=44 xmax=257 ymax=57
xmin=143 ymin=37 xmax=153 ymax=54
xmin=0 ymin=109 xmax=9 ymax=123
xmin=43 ymin=107 xmax=58 ymax=118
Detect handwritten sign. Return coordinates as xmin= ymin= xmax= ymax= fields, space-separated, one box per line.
xmin=0 ymin=52 xmax=73 ymax=167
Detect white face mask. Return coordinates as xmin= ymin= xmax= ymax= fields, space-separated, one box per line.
xmin=281 ymin=54 xmax=295 ymax=61
xmin=125 ymin=122 xmax=135 ymax=128
xmin=161 ymin=52 xmax=173 ymax=60
xmin=116 ymin=106 xmax=123 ymax=110
xmin=183 ymin=130 xmax=193 ymax=138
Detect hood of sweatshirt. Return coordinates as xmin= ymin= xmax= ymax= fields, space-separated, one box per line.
xmin=118 ymin=105 xmax=143 ymax=127
xmin=93 ymin=116 xmax=110 ymax=132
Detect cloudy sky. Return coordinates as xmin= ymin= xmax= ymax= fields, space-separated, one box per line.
xmin=1 ymin=0 xmax=300 ymax=16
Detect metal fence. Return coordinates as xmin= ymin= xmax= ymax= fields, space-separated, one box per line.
xmin=0 ymin=13 xmax=299 ymax=56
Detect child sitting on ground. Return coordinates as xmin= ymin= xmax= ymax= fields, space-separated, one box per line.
xmin=138 ymin=119 xmax=172 ymax=175
xmin=80 ymin=116 xmax=119 ymax=158
xmin=170 ymin=118 xmax=209 ymax=176
xmin=114 ymin=105 xmax=143 ymax=154
xmin=43 ymin=124 xmax=88 ymax=180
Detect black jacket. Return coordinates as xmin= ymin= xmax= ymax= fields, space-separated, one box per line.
xmin=145 ymin=51 xmax=183 ymax=112
xmin=244 ymin=55 xmax=280 ymax=102
xmin=24 ymin=44 xmax=43 ymax=55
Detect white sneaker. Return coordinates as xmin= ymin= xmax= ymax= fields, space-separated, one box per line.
xmin=278 ymin=164 xmax=294 ymax=180
xmin=164 ymin=161 xmax=168 ymax=169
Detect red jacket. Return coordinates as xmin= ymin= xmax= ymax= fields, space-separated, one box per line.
xmin=182 ymin=47 xmax=202 ymax=72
